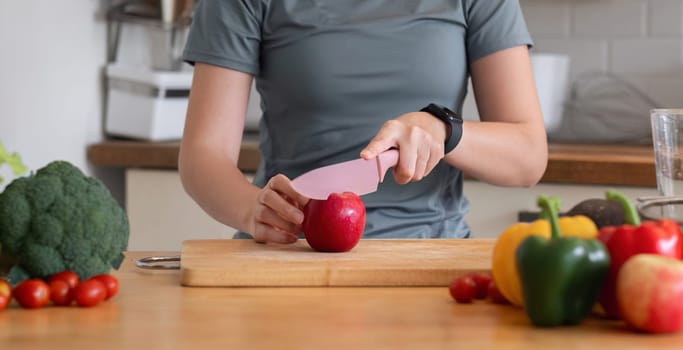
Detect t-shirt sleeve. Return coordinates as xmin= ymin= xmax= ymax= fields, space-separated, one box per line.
xmin=182 ymin=0 xmax=263 ymax=75
xmin=464 ymin=0 xmax=533 ymax=63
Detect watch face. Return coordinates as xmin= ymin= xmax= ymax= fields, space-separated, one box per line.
xmin=441 ymin=106 xmax=462 ymax=123
xmin=422 ymin=103 xmax=462 ymax=123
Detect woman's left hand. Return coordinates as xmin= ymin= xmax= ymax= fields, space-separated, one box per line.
xmin=360 ymin=112 xmax=448 ymax=184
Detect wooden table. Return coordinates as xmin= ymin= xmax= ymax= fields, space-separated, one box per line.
xmin=1 ymin=252 xmax=681 ymax=350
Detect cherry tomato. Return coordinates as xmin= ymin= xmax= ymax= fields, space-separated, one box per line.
xmin=487 ymin=279 xmax=509 ymax=304
xmin=449 ymin=275 xmax=478 ymax=304
xmin=48 ymin=271 xmax=80 ymax=290
xmin=0 ymin=294 xmax=8 ymax=311
xmin=468 ymin=273 xmax=493 ymax=299
xmin=13 ymin=279 xmax=50 ymax=309
xmin=92 ymin=274 xmax=119 ymax=300
xmin=49 ymin=279 xmax=73 ymax=306
xmin=73 ymin=279 xmax=107 ymax=307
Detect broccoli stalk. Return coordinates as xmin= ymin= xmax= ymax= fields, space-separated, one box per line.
xmin=0 ymin=160 xmax=129 ymax=284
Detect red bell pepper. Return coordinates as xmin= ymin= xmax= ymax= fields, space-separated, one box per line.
xmin=597 ymin=190 xmax=683 ymax=319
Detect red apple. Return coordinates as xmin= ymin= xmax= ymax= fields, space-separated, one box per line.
xmin=617 ymin=254 xmax=683 ymax=333
xmin=302 ymin=192 xmax=366 ymax=252
xmin=0 ymin=295 xmax=8 ymax=311
xmin=0 ymin=279 xmax=10 ymax=298
xmin=0 ymin=279 xmax=10 ymax=311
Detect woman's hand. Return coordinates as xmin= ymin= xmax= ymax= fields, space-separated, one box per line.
xmin=360 ymin=112 xmax=448 ymax=184
xmin=247 ymin=174 xmax=309 ymax=244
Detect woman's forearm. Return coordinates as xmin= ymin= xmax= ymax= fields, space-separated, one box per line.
xmin=445 ymin=120 xmax=548 ymax=187
xmin=178 ymin=142 xmax=259 ymax=234
xmin=178 ymin=63 xmax=260 ymax=234
xmin=450 ymin=46 xmax=548 ymax=187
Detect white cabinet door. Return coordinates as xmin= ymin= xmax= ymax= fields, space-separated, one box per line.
xmin=125 ymin=169 xmax=252 ymax=251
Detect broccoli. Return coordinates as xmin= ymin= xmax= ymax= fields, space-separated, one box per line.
xmin=0 ymin=160 xmax=129 ymax=283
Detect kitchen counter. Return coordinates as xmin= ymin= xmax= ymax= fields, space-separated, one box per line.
xmin=87 ymin=139 xmax=657 ymax=187
xmin=1 ymin=250 xmax=681 ymax=349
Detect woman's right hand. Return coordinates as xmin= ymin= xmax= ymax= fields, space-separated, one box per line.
xmin=247 ymin=174 xmax=310 ymax=244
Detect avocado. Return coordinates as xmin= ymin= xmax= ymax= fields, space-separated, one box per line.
xmin=567 ymin=198 xmax=628 ymax=228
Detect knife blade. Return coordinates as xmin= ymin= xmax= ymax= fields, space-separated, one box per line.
xmin=291 ymin=149 xmax=399 ymax=200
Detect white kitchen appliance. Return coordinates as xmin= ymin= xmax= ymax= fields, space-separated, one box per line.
xmin=105 ymin=64 xmax=192 ymax=141
xmin=105 ymin=64 xmax=263 ymax=140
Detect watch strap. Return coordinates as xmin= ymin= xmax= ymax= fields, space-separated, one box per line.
xmin=420 ymin=103 xmax=463 ymax=154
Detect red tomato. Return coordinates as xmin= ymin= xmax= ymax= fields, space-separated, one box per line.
xmin=92 ymin=274 xmax=119 ymax=300
xmin=13 ymin=279 xmax=50 ymax=309
xmin=487 ymin=279 xmax=509 ymax=304
xmin=449 ymin=275 xmax=478 ymax=304
xmin=49 ymin=279 xmax=73 ymax=306
xmin=73 ymin=279 xmax=107 ymax=307
xmin=0 ymin=294 xmax=8 ymax=311
xmin=48 ymin=271 xmax=80 ymax=290
xmin=468 ymin=273 xmax=493 ymax=299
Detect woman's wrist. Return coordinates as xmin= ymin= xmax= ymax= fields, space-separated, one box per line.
xmin=417 ymin=111 xmax=449 ymax=146
xmin=419 ymin=104 xmax=463 ymax=154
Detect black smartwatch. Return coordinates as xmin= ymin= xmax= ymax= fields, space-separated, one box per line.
xmin=420 ymin=103 xmax=463 ymax=154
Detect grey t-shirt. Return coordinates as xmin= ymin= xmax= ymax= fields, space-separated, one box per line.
xmin=182 ymin=0 xmax=533 ymax=238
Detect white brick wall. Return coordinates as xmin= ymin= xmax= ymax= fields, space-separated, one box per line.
xmin=521 ymin=0 xmax=683 ymax=108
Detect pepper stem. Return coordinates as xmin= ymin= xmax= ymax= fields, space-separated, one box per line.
xmin=605 ymin=190 xmax=640 ymax=226
xmin=537 ymin=196 xmax=562 ymax=239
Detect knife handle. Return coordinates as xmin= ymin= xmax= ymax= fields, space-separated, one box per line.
xmin=377 ymin=149 xmax=399 ymax=183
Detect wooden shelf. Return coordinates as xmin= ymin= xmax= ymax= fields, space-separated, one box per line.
xmin=87 ymin=141 xmax=656 ymax=187
xmin=87 ymin=139 xmax=260 ymax=174
xmin=543 ymin=143 xmax=655 ymax=187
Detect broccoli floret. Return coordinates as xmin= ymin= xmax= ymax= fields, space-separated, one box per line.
xmin=0 ymin=160 xmax=129 ymax=283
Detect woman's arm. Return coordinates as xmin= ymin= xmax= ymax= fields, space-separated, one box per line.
xmin=361 ymin=45 xmax=547 ymax=187
xmin=178 ymin=63 xmax=307 ymax=243
xmin=446 ymin=45 xmax=547 ymax=187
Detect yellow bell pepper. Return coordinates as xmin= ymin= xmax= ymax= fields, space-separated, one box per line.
xmin=556 ymin=215 xmax=599 ymax=239
xmin=491 ymin=214 xmax=598 ymax=307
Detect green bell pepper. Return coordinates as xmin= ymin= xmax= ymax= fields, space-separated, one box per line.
xmin=516 ymin=196 xmax=610 ymax=327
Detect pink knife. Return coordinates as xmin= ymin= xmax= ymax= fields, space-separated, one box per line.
xmin=291 ymin=149 xmax=400 ymax=200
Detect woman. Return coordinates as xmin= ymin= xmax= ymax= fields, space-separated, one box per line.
xmin=178 ymin=0 xmax=548 ymax=243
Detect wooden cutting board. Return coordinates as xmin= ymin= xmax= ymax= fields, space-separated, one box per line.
xmin=180 ymin=238 xmax=495 ymax=287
